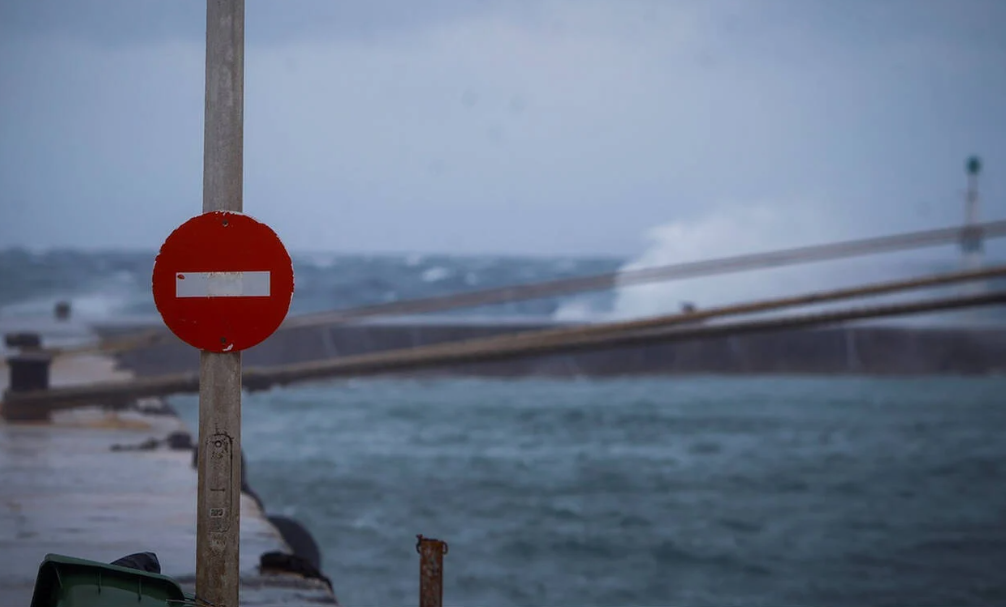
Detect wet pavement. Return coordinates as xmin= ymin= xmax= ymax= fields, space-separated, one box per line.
xmin=0 ymin=317 xmax=337 ymax=606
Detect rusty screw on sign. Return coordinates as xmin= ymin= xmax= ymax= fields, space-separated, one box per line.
xmin=416 ymin=534 xmax=449 ymax=607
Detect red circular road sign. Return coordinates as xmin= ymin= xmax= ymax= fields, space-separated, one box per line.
xmin=152 ymin=211 xmax=294 ymax=353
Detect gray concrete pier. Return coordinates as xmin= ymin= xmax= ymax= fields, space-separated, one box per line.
xmin=0 ymin=318 xmax=337 ymax=606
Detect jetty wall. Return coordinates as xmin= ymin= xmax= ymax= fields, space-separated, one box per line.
xmin=97 ymin=320 xmax=1006 ymax=378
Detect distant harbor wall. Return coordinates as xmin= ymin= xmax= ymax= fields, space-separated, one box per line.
xmin=95 ymin=319 xmax=1006 ymax=378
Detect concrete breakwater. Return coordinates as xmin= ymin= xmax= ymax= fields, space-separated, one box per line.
xmin=97 ymin=318 xmax=1006 ymax=378
xmin=0 ymin=317 xmax=338 ymax=606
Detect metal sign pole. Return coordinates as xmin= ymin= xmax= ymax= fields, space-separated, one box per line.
xmin=197 ymin=1 xmax=244 ymax=606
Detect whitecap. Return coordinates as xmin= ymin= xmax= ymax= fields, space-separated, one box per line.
xmin=422 ymin=267 xmax=452 ymax=282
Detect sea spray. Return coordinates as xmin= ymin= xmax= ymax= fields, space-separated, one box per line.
xmin=555 ymin=204 xmax=995 ymax=326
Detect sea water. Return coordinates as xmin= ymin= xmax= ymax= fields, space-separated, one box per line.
xmin=170 ymin=377 xmax=1006 ymax=606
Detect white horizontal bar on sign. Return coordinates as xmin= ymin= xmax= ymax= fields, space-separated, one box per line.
xmin=175 ymin=271 xmax=271 ymax=298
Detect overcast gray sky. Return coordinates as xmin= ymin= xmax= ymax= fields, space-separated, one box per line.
xmin=1 ymin=0 xmax=1004 ymax=256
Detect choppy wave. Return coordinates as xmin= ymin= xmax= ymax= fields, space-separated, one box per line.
xmin=0 ymin=247 xmax=620 ymax=321
xmin=2 ymin=209 xmax=1003 ymax=326
xmin=558 ymin=207 xmax=1006 ymax=326
xmin=170 ymin=376 xmax=1006 ymax=606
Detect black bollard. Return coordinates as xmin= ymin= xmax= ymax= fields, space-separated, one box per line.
xmin=4 ymin=332 xmax=42 ymax=350
xmin=2 ymin=352 xmax=53 ymax=421
xmin=7 ymin=352 xmax=51 ymax=393
xmin=267 ymin=515 xmax=323 ymax=571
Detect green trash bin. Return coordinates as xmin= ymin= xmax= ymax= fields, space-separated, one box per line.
xmin=29 ymin=554 xmax=193 ymax=607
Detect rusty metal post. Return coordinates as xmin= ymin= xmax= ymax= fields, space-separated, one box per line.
xmin=417 ymin=535 xmax=448 ymax=607
xmin=196 ymin=1 xmax=244 ymax=606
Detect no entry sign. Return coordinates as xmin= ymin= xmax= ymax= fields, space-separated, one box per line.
xmin=152 ymin=211 xmax=294 ymax=353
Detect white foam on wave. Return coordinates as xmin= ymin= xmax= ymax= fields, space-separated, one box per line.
xmin=552 ymin=299 xmax=598 ymax=322
xmin=0 ymin=290 xmax=133 ymax=321
xmin=422 ymin=266 xmax=453 ymax=282
xmin=555 ymin=203 xmax=970 ymax=325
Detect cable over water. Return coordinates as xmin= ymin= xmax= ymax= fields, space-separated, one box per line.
xmin=7 ymin=269 xmax=1006 ymax=413
xmin=45 ymin=220 xmax=1006 ymax=358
